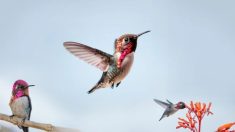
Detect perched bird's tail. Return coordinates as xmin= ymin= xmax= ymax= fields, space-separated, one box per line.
xmin=22 ymin=126 xmax=28 ymax=132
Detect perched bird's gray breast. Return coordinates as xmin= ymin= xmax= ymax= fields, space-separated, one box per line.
xmin=10 ymin=96 xmax=31 ymax=119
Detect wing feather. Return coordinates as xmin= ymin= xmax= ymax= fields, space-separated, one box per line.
xmin=153 ymin=99 xmax=169 ymax=109
xmin=64 ymin=42 xmax=113 ymax=71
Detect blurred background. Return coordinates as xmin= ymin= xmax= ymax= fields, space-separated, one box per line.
xmin=0 ymin=0 xmax=235 ymax=131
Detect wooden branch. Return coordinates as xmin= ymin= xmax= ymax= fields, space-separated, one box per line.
xmin=0 ymin=113 xmax=54 ymax=131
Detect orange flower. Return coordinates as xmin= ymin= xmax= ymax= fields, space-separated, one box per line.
xmin=216 ymin=122 xmax=235 ymax=132
xmin=178 ymin=118 xmax=189 ymax=124
xmin=176 ymin=101 xmax=213 ymax=132
xmin=195 ymin=102 xmax=201 ymax=111
xmin=207 ymin=102 xmax=213 ymax=116
xmin=190 ymin=101 xmax=194 ymax=111
xmin=202 ymin=103 xmax=206 ymax=112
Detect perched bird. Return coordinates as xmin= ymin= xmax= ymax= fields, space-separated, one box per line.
xmin=153 ymin=99 xmax=185 ymax=121
xmin=64 ymin=31 xmax=150 ymax=94
xmin=9 ymin=80 xmax=34 ymax=132
xmin=216 ymin=122 xmax=235 ymax=132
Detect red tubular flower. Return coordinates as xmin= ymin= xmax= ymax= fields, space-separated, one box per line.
xmin=176 ymin=101 xmax=213 ymax=132
xmin=190 ymin=101 xmax=194 ymax=111
xmin=216 ymin=122 xmax=235 ymax=132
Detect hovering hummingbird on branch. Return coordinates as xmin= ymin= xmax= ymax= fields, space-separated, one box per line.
xmin=153 ymin=99 xmax=185 ymax=121
xmin=9 ymin=80 xmax=34 ymax=132
xmin=64 ymin=30 xmax=150 ymax=94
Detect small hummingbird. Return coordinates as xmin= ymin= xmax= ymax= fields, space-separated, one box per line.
xmin=9 ymin=80 xmax=34 ymax=132
xmin=153 ymin=99 xmax=185 ymax=121
xmin=64 ymin=30 xmax=150 ymax=94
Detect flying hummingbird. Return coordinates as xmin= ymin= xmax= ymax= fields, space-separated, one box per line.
xmin=153 ymin=99 xmax=185 ymax=121
xmin=64 ymin=31 xmax=150 ymax=94
xmin=9 ymin=80 xmax=34 ymax=132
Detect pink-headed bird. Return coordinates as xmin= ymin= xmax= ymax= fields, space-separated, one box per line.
xmin=9 ymin=80 xmax=34 ymax=132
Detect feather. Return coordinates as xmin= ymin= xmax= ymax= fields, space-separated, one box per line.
xmin=64 ymin=42 xmax=113 ymax=72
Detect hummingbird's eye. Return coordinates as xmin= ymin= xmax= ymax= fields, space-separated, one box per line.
xmin=124 ymin=37 xmax=130 ymax=44
xmin=16 ymin=85 xmax=24 ymax=89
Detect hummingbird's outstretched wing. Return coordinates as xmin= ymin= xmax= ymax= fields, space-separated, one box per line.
xmin=166 ymin=99 xmax=173 ymax=105
xmin=64 ymin=42 xmax=113 ymax=72
xmin=153 ymin=99 xmax=169 ymax=109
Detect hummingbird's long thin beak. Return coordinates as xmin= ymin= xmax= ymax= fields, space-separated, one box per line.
xmin=27 ymin=85 xmax=35 ymax=88
xmin=137 ymin=30 xmax=151 ymax=37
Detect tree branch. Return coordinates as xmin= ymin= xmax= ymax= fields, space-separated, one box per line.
xmin=0 ymin=113 xmax=54 ymax=131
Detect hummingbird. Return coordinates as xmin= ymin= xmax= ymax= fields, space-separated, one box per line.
xmin=153 ymin=99 xmax=185 ymax=121
xmin=9 ymin=80 xmax=34 ymax=132
xmin=64 ymin=30 xmax=150 ymax=94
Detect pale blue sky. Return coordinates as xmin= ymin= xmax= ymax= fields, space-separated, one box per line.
xmin=0 ymin=0 xmax=235 ymax=132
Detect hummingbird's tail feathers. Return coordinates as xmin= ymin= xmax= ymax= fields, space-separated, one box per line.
xmin=87 ymin=88 xmax=96 ymax=94
xmin=88 ymin=71 xmax=107 ymax=94
xmin=159 ymin=114 xmax=165 ymax=121
xmin=22 ymin=126 xmax=28 ymax=132
xmin=87 ymin=84 xmax=99 ymax=94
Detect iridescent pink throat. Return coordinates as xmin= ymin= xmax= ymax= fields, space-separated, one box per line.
xmin=12 ymin=89 xmax=24 ymax=100
xmin=117 ymin=44 xmax=132 ymax=68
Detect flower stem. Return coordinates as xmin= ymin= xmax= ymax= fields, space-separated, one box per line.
xmin=198 ymin=119 xmax=201 ymax=132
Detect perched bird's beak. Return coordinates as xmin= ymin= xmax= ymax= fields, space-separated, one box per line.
xmin=26 ymin=85 xmax=35 ymax=88
xmin=137 ymin=30 xmax=151 ymax=38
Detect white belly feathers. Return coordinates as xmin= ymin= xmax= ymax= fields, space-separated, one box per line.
xmin=10 ymin=96 xmax=30 ymax=119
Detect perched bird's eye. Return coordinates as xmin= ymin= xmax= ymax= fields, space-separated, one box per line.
xmin=16 ymin=85 xmax=20 ymax=89
xmin=16 ymin=84 xmax=24 ymax=89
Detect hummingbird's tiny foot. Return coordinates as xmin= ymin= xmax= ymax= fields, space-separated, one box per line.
xmin=20 ymin=118 xmax=26 ymax=126
xmin=9 ymin=115 xmax=14 ymax=120
xmin=116 ymin=82 xmax=121 ymax=87
xmin=111 ymin=83 xmax=114 ymax=89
